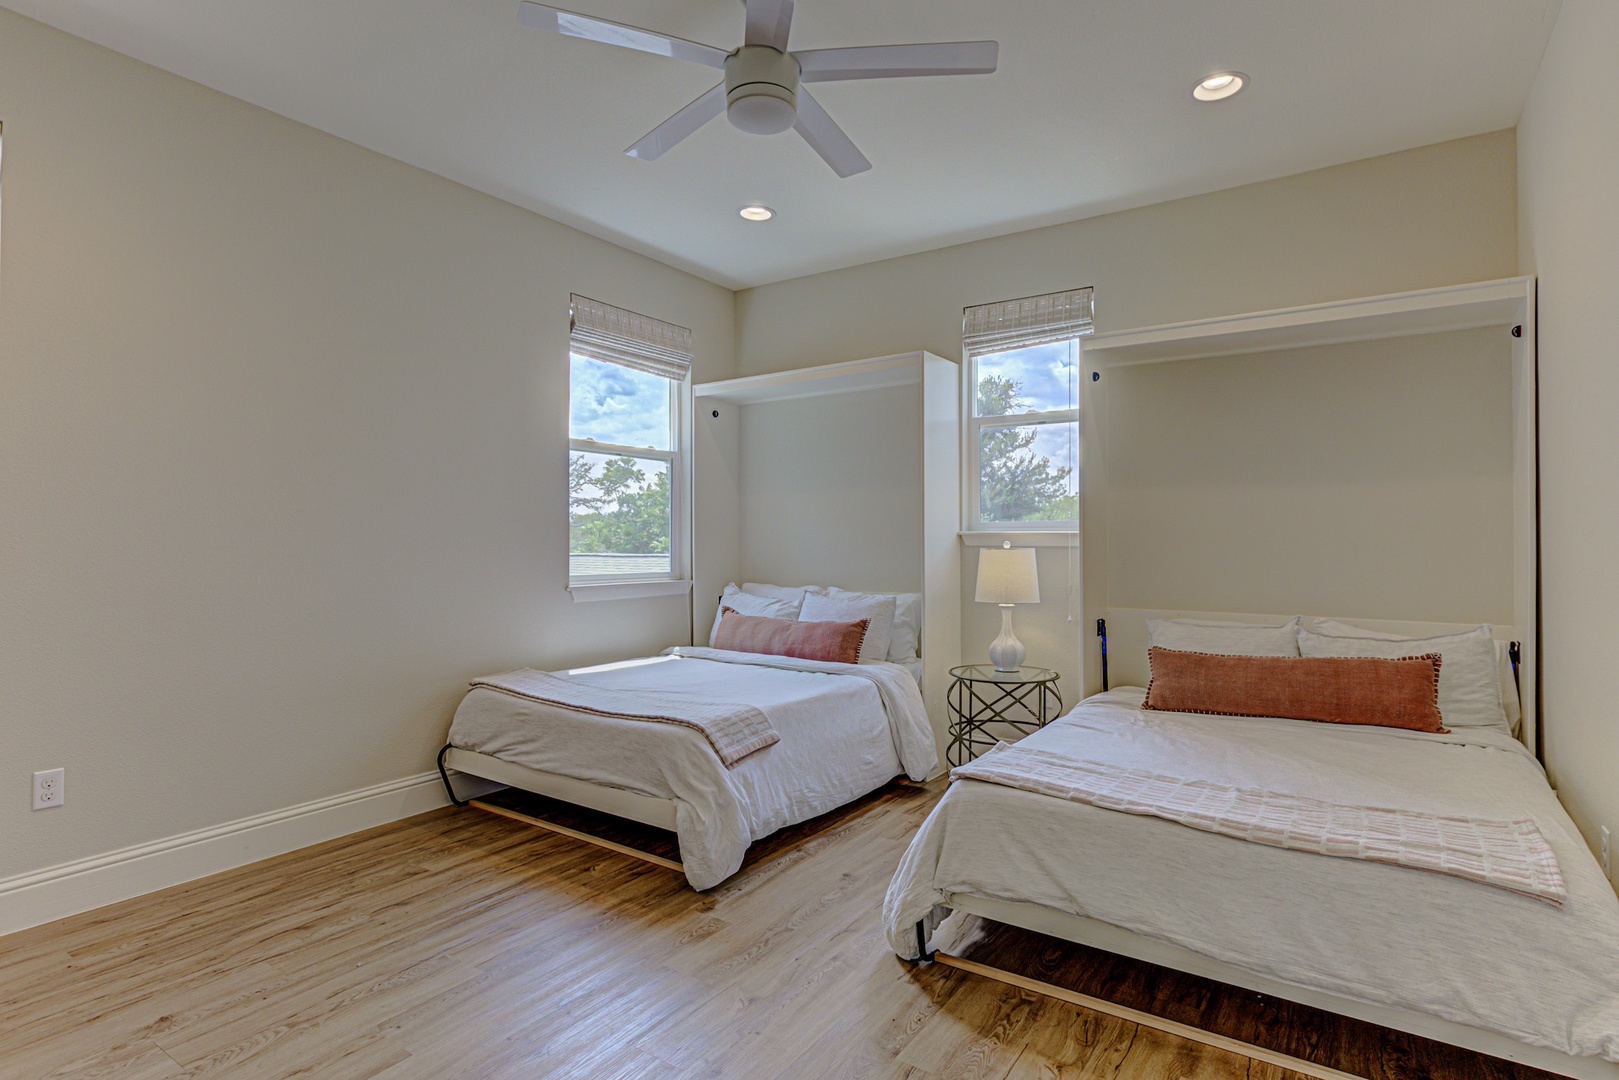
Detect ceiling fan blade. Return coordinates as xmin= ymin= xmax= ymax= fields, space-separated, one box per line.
xmin=793 ymin=89 xmax=871 ymax=178
xmin=744 ymin=0 xmax=795 ymax=51
xmin=517 ymin=2 xmax=728 ymax=69
xmin=797 ymin=41 xmax=999 ymax=82
xmin=625 ymin=83 xmax=728 ymax=161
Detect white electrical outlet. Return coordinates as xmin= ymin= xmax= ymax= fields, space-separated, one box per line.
xmin=1602 ymin=826 xmax=1611 ymax=879
xmin=32 ymin=768 xmax=64 ymax=810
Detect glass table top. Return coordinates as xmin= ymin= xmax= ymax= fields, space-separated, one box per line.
xmin=949 ymin=664 xmax=1059 ymax=684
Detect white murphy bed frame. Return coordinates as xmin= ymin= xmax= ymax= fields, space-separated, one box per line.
xmin=1075 ymin=275 xmax=1542 ymax=749
xmin=931 ymin=893 xmax=1619 ymax=1080
xmin=439 ymin=351 xmax=961 ymax=875
xmin=915 ymin=279 xmax=1619 ymax=1080
xmin=692 ymin=351 xmax=962 ymax=744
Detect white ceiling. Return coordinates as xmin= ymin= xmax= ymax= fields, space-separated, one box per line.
xmin=4 ymin=0 xmax=1560 ymax=288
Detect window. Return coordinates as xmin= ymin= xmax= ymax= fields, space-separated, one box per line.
xmin=963 ymin=288 xmax=1093 ymax=532
xmin=567 ymin=295 xmax=691 ymax=587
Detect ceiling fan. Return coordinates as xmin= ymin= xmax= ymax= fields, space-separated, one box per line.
xmin=517 ymin=0 xmax=998 ymax=177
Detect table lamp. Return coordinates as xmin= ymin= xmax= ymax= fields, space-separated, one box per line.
xmin=975 ymin=542 xmax=1040 ymax=671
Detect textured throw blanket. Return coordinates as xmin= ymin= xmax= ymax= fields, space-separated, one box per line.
xmin=469 ymin=668 xmax=779 ymax=768
xmin=666 ymin=646 xmax=939 ymax=781
xmin=953 ymin=742 xmax=1567 ymax=906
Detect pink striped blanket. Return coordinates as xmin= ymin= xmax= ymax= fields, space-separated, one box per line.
xmin=470 ymin=668 xmax=779 ymax=768
xmin=952 ymin=743 xmax=1567 ymax=906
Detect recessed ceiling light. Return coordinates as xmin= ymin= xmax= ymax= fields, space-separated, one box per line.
xmin=1192 ymin=71 xmax=1246 ymax=102
xmin=739 ymin=205 xmax=775 ymax=222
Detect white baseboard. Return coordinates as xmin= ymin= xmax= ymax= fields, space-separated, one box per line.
xmin=0 ymin=769 xmax=500 ymax=939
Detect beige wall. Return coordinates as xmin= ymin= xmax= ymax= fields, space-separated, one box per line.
xmin=735 ymin=131 xmax=1518 ymax=373
xmin=0 ymin=10 xmax=735 ymax=881
xmin=737 ymin=386 xmax=923 ymax=596
xmin=1105 ymin=329 xmax=1515 ymax=623
xmin=736 ymin=132 xmax=1519 ymax=697
xmin=1518 ymin=0 xmax=1619 ymax=865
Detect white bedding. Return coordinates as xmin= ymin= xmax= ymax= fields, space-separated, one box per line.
xmin=450 ymin=649 xmax=936 ymax=890
xmin=884 ymin=688 xmax=1619 ymax=1063
xmin=895 ymin=655 xmax=924 ymax=685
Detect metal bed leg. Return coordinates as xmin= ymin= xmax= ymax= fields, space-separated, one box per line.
xmin=437 ymin=744 xmax=470 ymax=807
xmin=915 ymin=920 xmax=934 ymax=964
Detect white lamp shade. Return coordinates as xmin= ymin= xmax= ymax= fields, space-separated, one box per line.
xmin=974 ymin=547 xmax=1040 ymax=605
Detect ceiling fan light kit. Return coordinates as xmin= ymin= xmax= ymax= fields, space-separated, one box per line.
xmin=517 ymin=0 xmax=998 ymax=177
xmin=725 ymin=47 xmax=800 ymax=135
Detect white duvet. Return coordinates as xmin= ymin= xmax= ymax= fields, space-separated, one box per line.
xmin=883 ymin=688 xmax=1619 ymax=1063
xmin=449 ymin=649 xmax=936 ymax=890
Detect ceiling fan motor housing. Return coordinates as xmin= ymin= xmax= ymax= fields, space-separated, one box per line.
xmin=724 ymin=45 xmax=800 ymax=134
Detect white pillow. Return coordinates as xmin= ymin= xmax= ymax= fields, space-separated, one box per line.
xmin=1146 ymin=617 xmax=1302 ymax=657
xmin=741 ymin=582 xmax=816 ymax=608
xmin=823 ymin=586 xmax=922 ymax=661
xmin=709 ymin=584 xmax=801 ymax=646
xmin=799 ymin=590 xmax=896 ymax=665
xmin=890 ymin=592 xmax=923 ymax=661
xmin=1308 ymin=618 xmax=1408 ymax=640
xmin=1309 ymin=618 xmax=1521 ymax=732
xmin=1297 ymin=623 xmax=1508 ymax=731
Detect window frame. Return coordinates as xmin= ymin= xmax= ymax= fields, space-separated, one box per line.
xmin=566 ymin=352 xmax=691 ymax=595
xmin=963 ymin=341 xmax=1083 ymax=535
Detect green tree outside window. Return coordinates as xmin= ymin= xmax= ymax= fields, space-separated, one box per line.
xmin=977 ymin=374 xmax=1077 ymax=523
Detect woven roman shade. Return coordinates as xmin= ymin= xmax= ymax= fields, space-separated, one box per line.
xmin=962 ymin=287 xmax=1094 ymax=357
xmin=569 ymin=295 xmax=693 ymax=381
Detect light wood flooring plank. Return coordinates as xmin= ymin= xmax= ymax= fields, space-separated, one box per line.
xmin=0 ymin=1034 xmax=186 ymax=1080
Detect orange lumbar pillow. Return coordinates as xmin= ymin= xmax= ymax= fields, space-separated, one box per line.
xmin=1143 ymin=647 xmax=1447 ymax=733
xmin=712 ymin=608 xmax=870 ymax=665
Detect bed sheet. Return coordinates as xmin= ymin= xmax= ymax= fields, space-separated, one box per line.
xmin=883 ymin=688 xmax=1619 ymax=1062
xmin=895 ymin=655 xmax=923 ymax=685
xmin=450 ymin=651 xmax=934 ymax=889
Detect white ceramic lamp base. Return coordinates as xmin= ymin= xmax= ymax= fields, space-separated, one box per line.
xmin=987 ymin=604 xmax=1026 ymax=672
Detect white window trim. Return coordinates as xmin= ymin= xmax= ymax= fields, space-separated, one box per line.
xmin=959 ymin=530 xmax=1079 ymax=547
xmin=961 ymin=289 xmax=1091 ymax=536
xmin=567 ymin=359 xmax=691 ymax=591
xmin=569 ymin=578 xmax=693 ymax=603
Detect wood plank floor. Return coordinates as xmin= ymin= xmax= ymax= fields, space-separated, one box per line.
xmin=0 ymin=780 xmax=1557 ymax=1079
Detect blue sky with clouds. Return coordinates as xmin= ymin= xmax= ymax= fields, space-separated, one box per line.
xmin=976 ymin=340 xmax=1079 ymax=414
xmin=570 ymin=354 xmax=671 ymax=449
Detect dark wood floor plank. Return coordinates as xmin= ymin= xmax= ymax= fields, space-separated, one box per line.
xmin=952 ymin=920 xmax=1560 ymax=1080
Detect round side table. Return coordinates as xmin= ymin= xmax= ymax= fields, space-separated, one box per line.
xmin=946 ymin=664 xmax=1063 ymax=766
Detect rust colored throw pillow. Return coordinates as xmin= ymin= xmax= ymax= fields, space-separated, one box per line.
xmin=1143 ymin=647 xmax=1447 ymax=732
xmin=712 ymin=608 xmax=870 ymax=665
